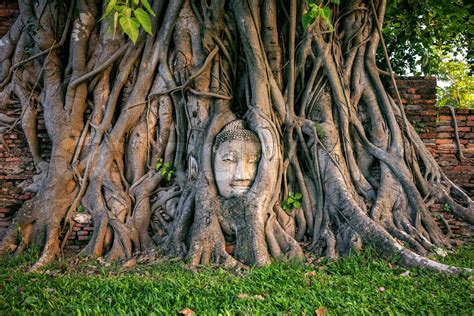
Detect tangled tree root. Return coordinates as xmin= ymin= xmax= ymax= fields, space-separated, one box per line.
xmin=0 ymin=0 xmax=472 ymax=274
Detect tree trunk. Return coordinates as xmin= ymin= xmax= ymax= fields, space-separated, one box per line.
xmin=0 ymin=0 xmax=472 ymax=273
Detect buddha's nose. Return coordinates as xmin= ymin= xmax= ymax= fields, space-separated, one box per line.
xmin=234 ymin=160 xmax=251 ymax=181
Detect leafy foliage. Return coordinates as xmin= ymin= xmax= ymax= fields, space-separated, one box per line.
xmin=314 ymin=123 xmax=326 ymax=141
xmin=102 ymin=0 xmax=156 ymax=44
xmin=282 ymin=191 xmax=303 ymax=212
xmin=302 ymin=0 xmax=338 ymax=31
xmin=382 ymin=0 xmax=473 ymax=75
xmin=437 ymin=60 xmax=474 ymax=108
xmin=0 ymin=246 xmax=472 ymax=314
xmin=443 ymin=203 xmax=452 ymax=213
xmin=76 ymin=205 xmax=84 ymax=213
xmin=155 ymin=158 xmax=175 ymax=182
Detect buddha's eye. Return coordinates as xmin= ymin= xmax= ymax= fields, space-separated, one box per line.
xmin=222 ymin=156 xmax=236 ymax=162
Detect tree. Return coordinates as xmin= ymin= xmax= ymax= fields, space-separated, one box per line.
xmin=437 ymin=60 xmax=474 ymax=108
xmin=382 ymin=0 xmax=472 ymax=75
xmin=0 ymin=0 xmax=472 ymax=273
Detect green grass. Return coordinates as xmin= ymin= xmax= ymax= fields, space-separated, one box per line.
xmin=0 ymin=245 xmax=472 ymax=315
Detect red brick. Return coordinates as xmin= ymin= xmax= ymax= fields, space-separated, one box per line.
xmin=418 ymin=133 xmax=437 ymax=138
xmin=436 ymin=133 xmax=453 ymax=138
xmin=436 ymin=139 xmax=454 ymax=144
xmin=456 ymin=109 xmax=470 ymax=115
xmin=437 ymin=115 xmax=452 ymax=122
xmin=420 ymin=110 xmax=437 ymax=116
xmin=437 ymin=126 xmax=455 ymax=132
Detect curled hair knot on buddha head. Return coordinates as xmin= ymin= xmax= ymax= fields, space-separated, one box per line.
xmin=212 ymin=120 xmax=260 ymax=154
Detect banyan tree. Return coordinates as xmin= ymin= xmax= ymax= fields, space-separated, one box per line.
xmin=0 ymin=0 xmax=472 ymax=272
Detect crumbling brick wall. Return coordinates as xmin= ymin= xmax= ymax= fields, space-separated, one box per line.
xmin=0 ymin=105 xmax=50 ymax=233
xmin=386 ymin=76 xmax=473 ymax=239
xmin=0 ymin=2 xmax=49 ymax=238
xmin=387 ymin=77 xmax=474 ymax=196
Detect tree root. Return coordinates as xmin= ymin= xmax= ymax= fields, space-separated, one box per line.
xmin=0 ymin=0 xmax=471 ymax=275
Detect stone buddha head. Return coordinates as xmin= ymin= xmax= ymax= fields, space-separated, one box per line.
xmin=213 ymin=120 xmax=261 ymax=199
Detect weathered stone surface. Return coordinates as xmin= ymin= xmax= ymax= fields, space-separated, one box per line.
xmin=73 ymin=213 xmax=92 ymax=225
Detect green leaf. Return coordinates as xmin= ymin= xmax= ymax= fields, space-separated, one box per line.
xmin=103 ymin=0 xmax=117 ymax=18
xmin=114 ymin=5 xmax=125 ymax=12
xmin=134 ymin=8 xmax=152 ymax=35
xmin=155 ymin=162 xmax=163 ymax=170
xmin=287 ymin=197 xmax=294 ymax=203
xmin=293 ymin=201 xmax=301 ymax=209
xmin=330 ymin=0 xmax=340 ymax=4
xmin=294 ymin=192 xmax=302 ymax=200
xmin=321 ymin=7 xmax=331 ymax=20
xmin=308 ymin=4 xmax=319 ymax=18
xmin=123 ymin=6 xmax=132 ymax=18
xmin=119 ymin=16 xmax=140 ymax=43
xmin=141 ymin=0 xmax=156 ymax=17
xmin=302 ymin=14 xmax=314 ymax=30
xmin=320 ymin=7 xmax=333 ymax=32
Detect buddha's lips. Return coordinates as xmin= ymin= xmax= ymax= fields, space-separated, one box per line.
xmin=230 ymin=184 xmax=251 ymax=191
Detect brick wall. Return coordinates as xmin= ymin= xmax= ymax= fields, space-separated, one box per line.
xmin=386 ymin=76 xmax=473 ymax=239
xmin=0 ymin=7 xmax=472 ymax=244
xmin=0 ymin=105 xmax=50 ymax=232
xmin=0 ymin=2 xmax=48 ymax=238
xmin=387 ymin=77 xmax=474 ymax=196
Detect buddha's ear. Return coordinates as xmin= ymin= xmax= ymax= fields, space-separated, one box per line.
xmin=244 ymin=107 xmax=276 ymax=160
xmin=258 ymin=128 xmax=275 ymax=161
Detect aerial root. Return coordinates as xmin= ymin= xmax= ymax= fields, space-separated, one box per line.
xmin=265 ymin=212 xmax=304 ymax=261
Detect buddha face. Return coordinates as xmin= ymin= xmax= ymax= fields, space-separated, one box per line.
xmin=213 ymin=138 xmax=261 ymax=198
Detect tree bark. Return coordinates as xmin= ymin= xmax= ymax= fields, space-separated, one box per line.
xmin=0 ymin=0 xmax=472 ymax=273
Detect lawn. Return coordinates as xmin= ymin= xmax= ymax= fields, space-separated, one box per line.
xmin=0 ymin=244 xmax=472 ymax=314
